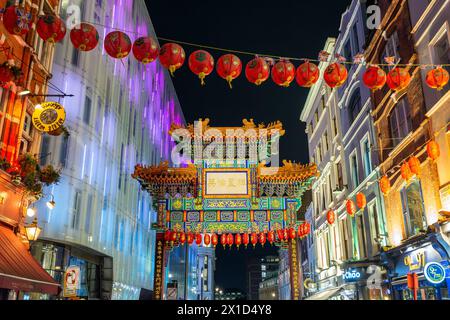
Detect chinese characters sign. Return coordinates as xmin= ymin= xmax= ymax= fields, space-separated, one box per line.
xmin=204 ymin=170 xmax=250 ymax=198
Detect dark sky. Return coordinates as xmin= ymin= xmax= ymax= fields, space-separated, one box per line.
xmin=146 ymin=0 xmax=351 ymax=292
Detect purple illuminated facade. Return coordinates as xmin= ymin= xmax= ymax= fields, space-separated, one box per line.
xmin=32 ymin=0 xmax=184 ymax=300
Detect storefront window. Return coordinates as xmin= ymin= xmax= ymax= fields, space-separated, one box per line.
xmin=401 ymin=179 xmax=427 ymax=237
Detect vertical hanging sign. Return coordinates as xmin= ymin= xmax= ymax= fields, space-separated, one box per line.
xmin=153 ymin=233 xmax=165 ymax=300
xmin=63 ymin=265 xmax=80 ymax=298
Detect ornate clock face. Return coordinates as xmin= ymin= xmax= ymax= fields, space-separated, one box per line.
xmin=32 ymin=102 xmax=66 ymax=132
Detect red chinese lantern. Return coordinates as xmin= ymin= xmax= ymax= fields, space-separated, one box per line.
xmin=179 ymin=232 xmax=186 ymax=245
xmin=187 ymin=232 xmax=194 ymax=245
xmin=204 ymin=233 xmax=211 ymax=246
xmin=164 ymin=230 xmax=171 ymax=243
xmin=227 ymin=234 xmax=234 ymax=248
xmin=221 ymin=234 xmax=227 ymax=248
xmin=296 ymin=61 xmax=320 ymax=88
xmin=70 ymin=23 xmax=99 ymax=52
xmin=104 ymin=31 xmax=132 ymax=59
xmin=3 ymin=6 xmax=32 ymax=36
xmin=408 ymin=156 xmax=421 ymax=176
xmin=159 ymin=43 xmax=185 ymax=76
xmin=216 ymin=54 xmax=242 ymax=89
xmin=243 ymin=233 xmax=250 ymax=248
xmin=283 ymin=229 xmax=289 ymax=242
xmin=427 ymin=141 xmax=440 ymax=161
xmin=379 ymin=176 xmax=391 ymax=195
xmin=401 ymin=162 xmax=413 ymax=182
xmin=356 ymin=193 xmax=367 ymax=210
xmin=426 ymin=67 xmax=449 ymax=91
xmin=188 ymin=50 xmax=215 ymax=85
xmin=363 ymin=66 xmax=386 ymax=91
xmin=132 ymin=36 xmax=159 ymax=64
xmin=304 ymin=222 xmax=311 ymax=237
xmin=387 ymin=67 xmax=411 ymax=91
xmin=298 ymin=224 xmax=304 ymax=238
xmin=327 ymin=210 xmax=335 ymax=225
xmin=251 ymin=232 xmax=258 ymax=248
xmin=288 ymin=228 xmax=297 ymax=240
xmin=235 ymin=233 xmax=242 ymax=248
xmin=277 ymin=229 xmax=284 ymax=242
xmin=259 ymin=233 xmax=267 ymax=246
xmin=212 ymin=233 xmax=219 ymax=248
xmin=171 ymin=231 xmax=178 ymax=243
xmin=245 ymin=57 xmax=270 ymax=86
xmin=268 ymin=231 xmax=275 ymax=245
xmin=324 ymin=63 xmax=348 ymax=88
xmin=195 ymin=233 xmax=202 ymax=246
xmin=36 ymin=14 xmax=66 ymax=43
xmin=271 ymin=60 xmax=295 ymax=87
xmin=346 ymin=200 xmax=357 ymax=217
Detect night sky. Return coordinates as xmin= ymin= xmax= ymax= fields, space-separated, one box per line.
xmin=146 ymin=0 xmax=351 ymax=292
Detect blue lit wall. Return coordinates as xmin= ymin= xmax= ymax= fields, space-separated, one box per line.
xmin=34 ymin=0 xmax=184 ymax=300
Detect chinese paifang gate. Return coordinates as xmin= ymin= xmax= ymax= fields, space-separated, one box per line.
xmin=132 ymin=119 xmax=319 ymax=300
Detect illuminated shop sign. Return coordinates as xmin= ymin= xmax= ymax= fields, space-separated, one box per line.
xmin=343 ymin=268 xmax=366 ymax=283
xmin=424 ymin=262 xmax=446 ymax=285
xmin=394 ymin=244 xmax=443 ymax=276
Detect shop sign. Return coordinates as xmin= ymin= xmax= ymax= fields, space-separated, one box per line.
xmin=343 ymin=268 xmax=366 ymax=283
xmin=32 ymin=101 xmax=66 ymax=133
xmin=63 ymin=265 xmax=80 ymax=298
xmin=394 ymin=244 xmax=443 ymax=276
xmin=424 ymin=262 xmax=446 ymax=285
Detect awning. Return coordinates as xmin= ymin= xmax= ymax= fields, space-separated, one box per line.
xmin=0 ymin=225 xmax=60 ymax=295
xmin=305 ymin=286 xmax=344 ymax=300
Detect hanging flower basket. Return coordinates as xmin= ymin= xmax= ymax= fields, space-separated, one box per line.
xmin=0 ymin=61 xmax=23 ymax=84
xmin=40 ymin=165 xmax=61 ymax=186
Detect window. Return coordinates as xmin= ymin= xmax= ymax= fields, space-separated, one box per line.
xmin=323 ymin=131 xmax=329 ymax=153
xmin=40 ymin=136 xmax=50 ymax=166
xmin=314 ymin=109 xmax=319 ymax=124
xmin=401 ymin=179 xmax=427 ymax=237
xmin=434 ymin=32 xmax=450 ymax=65
xmin=83 ymin=96 xmax=92 ymax=125
xmin=362 ymin=138 xmax=372 ymax=177
xmin=344 ymin=40 xmax=352 ymax=62
xmin=352 ymin=23 xmax=359 ymax=53
xmin=350 ymin=152 xmax=359 ymax=188
xmin=59 ymin=137 xmax=69 ymax=167
xmin=85 ymin=194 xmax=93 ymax=234
xmin=339 ymin=218 xmax=350 ymax=261
xmin=72 ymin=190 xmax=82 ymax=229
xmin=349 ymin=91 xmax=362 ymax=123
xmin=382 ymin=31 xmax=400 ymax=62
xmin=389 ymin=97 xmax=413 ymax=147
xmin=336 ymin=161 xmax=344 ymax=191
xmin=356 ymin=214 xmax=367 ymax=259
xmin=369 ymin=201 xmax=387 ymax=252
xmin=332 ymin=116 xmax=338 ymax=137
xmin=23 ymin=114 xmax=32 ymax=136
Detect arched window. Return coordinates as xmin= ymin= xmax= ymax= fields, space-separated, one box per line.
xmin=389 ymin=96 xmax=412 ymax=147
xmin=348 ymin=90 xmax=362 ymax=123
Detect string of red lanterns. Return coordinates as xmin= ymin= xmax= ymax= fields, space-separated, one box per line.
xmin=2 ymin=6 xmax=448 ymax=91
xmin=162 ymin=226 xmax=311 ymax=250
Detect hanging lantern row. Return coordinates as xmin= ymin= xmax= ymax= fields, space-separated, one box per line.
xmin=163 ymin=226 xmax=311 ymax=249
xmin=2 ymin=7 xmax=448 ymax=90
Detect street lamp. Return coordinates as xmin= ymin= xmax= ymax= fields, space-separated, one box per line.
xmin=26 ymin=206 xmax=36 ymax=218
xmin=46 ymin=195 xmax=56 ymax=210
xmin=24 ymin=218 xmax=42 ymax=242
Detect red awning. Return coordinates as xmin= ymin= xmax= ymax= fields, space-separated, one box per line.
xmin=0 ymin=225 xmax=60 ymax=295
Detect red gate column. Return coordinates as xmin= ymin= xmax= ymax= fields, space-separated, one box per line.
xmin=153 ymin=232 xmax=166 ymax=300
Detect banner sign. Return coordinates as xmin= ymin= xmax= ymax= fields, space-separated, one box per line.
xmin=63 ymin=265 xmax=80 ymax=298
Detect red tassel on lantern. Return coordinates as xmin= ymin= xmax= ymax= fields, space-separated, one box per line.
xmin=104 ymin=31 xmax=132 ymax=59
xmin=216 ymin=54 xmax=242 ymax=89
xmin=387 ymin=67 xmax=411 ymax=91
xmin=245 ymin=57 xmax=270 ymax=86
xmin=36 ymin=14 xmax=66 ymax=43
xmin=3 ymin=6 xmax=32 ymax=36
xmin=324 ymin=63 xmax=348 ymax=88
xmin=346 ymin=200 xmax=357 ymax=217
xmin=408 ymin=156 xmax=421 ymax=176
xmin=70 ymin=23 xmax=99 ymax=52
xmin=427 ymin=141 xmax=440 ymax=161
xmin=132 ymin=36 xmax=159 ymax=64
xmin=251 ymin=232 xmax=258 ymax=248
xmin=363 ymin=66 xmax=386 ymax=91
xmin=259 ymin=233 xmax=267 ymax=246
xmin=220 ymin=234 xmax=227 ymax=249
xmin=188 ymin=50 xmax=215 ymax=85
xmin=426 ymin=67 xmax=449 ymax=91
xmin=296 ymin=61 xmax=320 ymax=88
xmin=272 ymin=60 xmax=296 ymax=87
xmin=227 ymin=234 xmax=234 ymax=249
xmin=159 ymin=43 xmax=186 ymax=76
xmin=268 ymin=231 xmax=275 ymax=245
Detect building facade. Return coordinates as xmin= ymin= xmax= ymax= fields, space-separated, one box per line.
xmin=366 ymin=0 xmax=450 ymax=300
xmin=0 ymin=0 xmax=62 ymax=300
xmin=32 ymin=0 xmax=185 ymax=300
